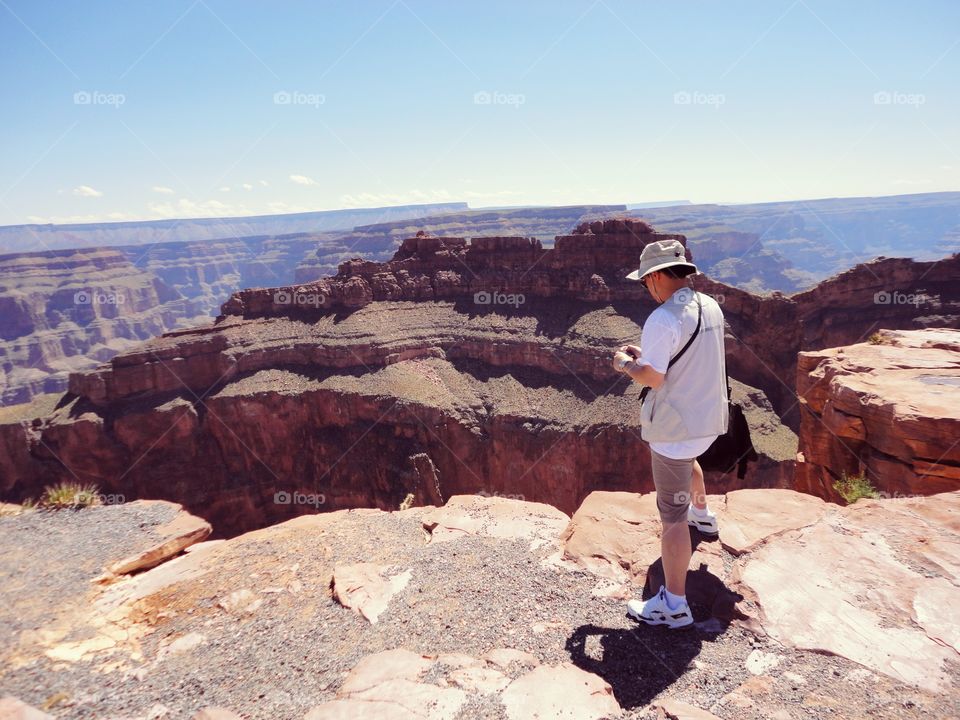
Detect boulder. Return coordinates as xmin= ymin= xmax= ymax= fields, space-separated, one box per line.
xmin=331 ymin=564 xmax=412 ymax=624
xmin=500 ymin=663 xmax=621 ymax=720
xmin=796 ymin=329 xmax=960 ymax=500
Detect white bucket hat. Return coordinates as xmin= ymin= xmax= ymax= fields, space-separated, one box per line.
xmin=625 ymin=239 xmax=697 ymax=281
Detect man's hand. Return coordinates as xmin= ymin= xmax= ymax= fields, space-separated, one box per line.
xmin=612 ymin=350 xmax=633 ymax=372
xmin=619 ymin=344 xmax=642 ymax=359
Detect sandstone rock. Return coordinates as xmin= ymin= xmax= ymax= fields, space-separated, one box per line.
xmin=103 ymin=503 xmax=211 ymax=578
xmin=744 ymin=649 xmax=781 ymax=675
xmin=331 ymin=564 xmax=412 ymax=624
xmin=0 ymin=697 xmax=54 ymax=720
xmin=422 ymin=494 xmax=569 ymax=549
xmin=216 ymin=589 xmax=262 ymax=616
xmin=561 ymin=490 xmax=738 ymax=617
xmin=306 ymin=648 xmax=467 ymax=720
xmin=337 ymin=649 xmax=434 ymax=695
xmin=500 ymin=663 xmax=621 ymax=720
xmin=796 ymin=329 xmax=960 ymax=500
xmin=716 ymin=489 xmax=827 ymax=556
xmin=731 ymin=490 xmax=960 ymax=692
xmin=560 ymin=491 xmax=661 ymax=582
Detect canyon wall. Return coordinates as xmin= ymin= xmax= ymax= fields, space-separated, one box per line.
xmin=796 ymin=328 xmax=960 ymax=500
xmin=0 ymin=248 xmax=203 ymax=406
xmin=0 ymin=221 xmax=955 ymax=535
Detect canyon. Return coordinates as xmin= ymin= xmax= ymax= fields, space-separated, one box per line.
xmin=0 ymin=205 xmax=627 ymax=407
xmin=1 ymin=219 xmax=957 ymax=538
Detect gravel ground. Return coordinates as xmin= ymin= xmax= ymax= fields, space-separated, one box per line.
xmin=0 ymin=502 xmax=180 ymax=652
xmin=1 ymin=506 xmax=957 ymax=719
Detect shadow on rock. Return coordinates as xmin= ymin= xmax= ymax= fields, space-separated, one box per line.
xmin=566 ymin=622 xmax=704 ymax=710
xmin=643 ymin=528 xmax=747 ymax=622
xmin=566 ymin=530 xmax=746 ymax=709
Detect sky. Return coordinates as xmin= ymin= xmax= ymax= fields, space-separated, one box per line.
xmin=0 ymin=0 xmax=958 ymax=226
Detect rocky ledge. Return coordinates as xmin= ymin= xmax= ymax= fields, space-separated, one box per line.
xmin=796 ymin=328 xmax=960 ymax=500
xmin=0 ymin=489 xmax=957 ymax=719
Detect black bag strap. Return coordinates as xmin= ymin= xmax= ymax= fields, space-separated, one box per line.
xmin=667 ymin=291 xmax=702 ymax=370
xmin=639 ymin=291 xmax=702 ymax=403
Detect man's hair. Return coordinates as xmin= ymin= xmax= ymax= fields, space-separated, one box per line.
xmin=659 ymin=265 xmax=696 ymax=279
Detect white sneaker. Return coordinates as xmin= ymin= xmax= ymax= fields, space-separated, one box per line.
xmin=627 ymin=585 xmax=694 ymax=630
xmin=687 ymin=504 xmax=719 ymax=536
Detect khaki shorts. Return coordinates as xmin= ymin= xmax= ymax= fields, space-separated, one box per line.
xmin=650 ymin=450 xmax=694 ymax=524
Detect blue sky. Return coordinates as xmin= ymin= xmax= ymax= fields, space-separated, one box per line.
xmin=0 ymin=0 xmax=958 ymax=225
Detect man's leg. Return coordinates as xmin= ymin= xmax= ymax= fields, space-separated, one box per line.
xmin=662 ymin=519 xmax=691 ymax=596
xmin=651 ymin=451 xmax=696 ymax=597
xmin=690 ymin=460 xmax=706 ymax=511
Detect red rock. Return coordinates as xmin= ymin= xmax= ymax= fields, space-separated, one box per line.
xmin=421 ymin=494 xmax=569 ymax=548
xmin=797 ymin=329 xmax=960 ymax=499
xmin=102 ymin=502 xmax=211 ymax=578
xmin=331 ymin=564 xmax=412 ymax=624
xmin=0 ymin=248 xmax=200 ymax=406
xmin=730 ymin=490 xmax=960 ymax=692
xmin=1 ymin=227 xmax=956 ymax=537
xmin=716 ymin=488 xmax=827 ymax=556
xmin=500 ymin=663 xmax=621 ymax=720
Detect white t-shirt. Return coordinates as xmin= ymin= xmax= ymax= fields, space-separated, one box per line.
xmin=639 ymin=300 xmax=719 ymax=460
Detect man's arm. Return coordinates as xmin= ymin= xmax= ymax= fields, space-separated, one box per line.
xmin=612 ymin=350 xmax=666 ymax=389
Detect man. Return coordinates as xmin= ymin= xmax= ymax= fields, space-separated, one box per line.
xmin=612 ymin=238 xmax=728 ymax=629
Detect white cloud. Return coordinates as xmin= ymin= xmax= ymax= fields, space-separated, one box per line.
xmin=152 ymin=186 xmax=176 ymax=194
xmin=290 ymin=174 xmax=317 ymax=185
xmin=147 ymin=198 xmax=246 ymax=219
xmin=72 ymin=185 xmax=103 ymax=197
xmin=242 ymin=183 xmax=253 ymax=191
xmin=219 ymin=186 xmax=231 ymax=192
xmin=259 ymin=179 xmax=269 ymax=186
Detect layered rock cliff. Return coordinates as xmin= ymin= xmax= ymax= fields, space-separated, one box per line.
xmin=796 ymin=328 xmax=960 ymax=500
xmin=0 ymin=221 xmax=955 ymax=536
xmin=0 ymin=248 xmax=204 ymax=406
xmin=118 ymin=233 xmax=348 ymax=319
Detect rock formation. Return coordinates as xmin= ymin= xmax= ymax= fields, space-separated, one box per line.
xmin=1 ymin=490 xmax=957 ymax=718
xmin=0 ymin=248 xmax=203 ymax=406
xmin=292 ymin=204 xmax=629 ymax=283
xmin=796 ymin=328 xmax=960 ymax=500
xmin=0 ymin=221 xmax=956 ymax=536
